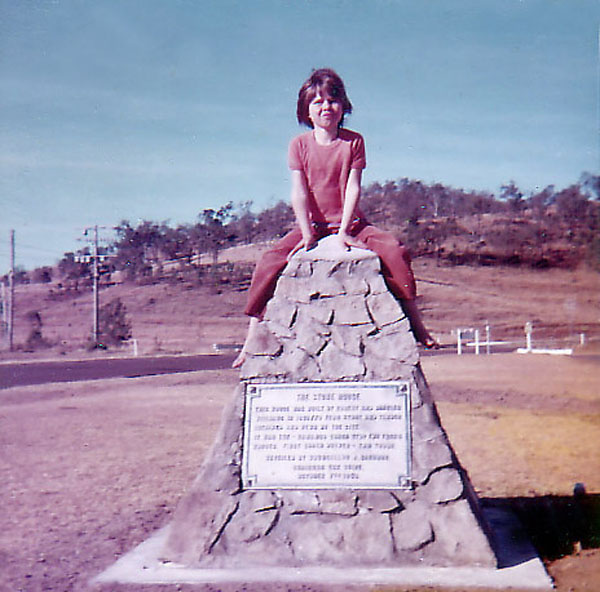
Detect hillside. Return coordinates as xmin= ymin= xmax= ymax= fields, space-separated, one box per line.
xmin=2 ymin=244 xmax=599 ymax=360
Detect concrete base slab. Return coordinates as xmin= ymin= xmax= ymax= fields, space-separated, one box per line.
xmin=93 ymin=507 xmax=553 ymax=589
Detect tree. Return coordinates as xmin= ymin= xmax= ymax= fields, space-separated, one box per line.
xmin=229 ymin=201 xmax=258 ymax=244
xmin=32 ymin=266 xmax=53 ymax=284
xmin=195 ymin=202 xmax=235 ymax=265
xmin=500 ymin=181 xmax=525 ymax=214
xmin=554 ymin=185 xmax=591 ymax=230
xmin=580 ymin=172 xmax=600 ymax=201
xmin=255 ymin=200 xmax=295 ymax=240
xmin=528 ymin=185 xmax=554 ymax=221
xmin=113 ymin=220 xmax=162 ymax=279
xmin=59 ymin=252 xmax=82 ymax=279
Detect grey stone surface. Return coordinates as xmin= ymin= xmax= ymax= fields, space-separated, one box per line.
xmin=96 ymin=518 xmax=553 ymax=589
xmin=419 ymin=467 xmax=465 ymax=504
xmin=287 ymin=512 xmax=396 ymax=565
xmin=366 ymin=290 xmax=406 ymax=327
xmin=358 ymin=490 xmax=403 ymax=513
xmin=161 ymin=236 xmax=499 ymax=570
xmin=390 ymin=500 xmax=435 ymax=552
xmin=428 ymin=499 xmax=498 ymax=566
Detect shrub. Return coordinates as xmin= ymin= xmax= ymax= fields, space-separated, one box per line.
xmin=96 ymin=298 xmax=132 ymax=347
xmin=24 ymin=310 xmax=50 ymax=351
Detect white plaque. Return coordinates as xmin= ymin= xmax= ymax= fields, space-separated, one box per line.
xmin=242 ymin=381 xmax=411 ymax=489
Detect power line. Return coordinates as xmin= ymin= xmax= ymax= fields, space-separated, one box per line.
xmin=16 ymin=242 xmax=60 ymax=254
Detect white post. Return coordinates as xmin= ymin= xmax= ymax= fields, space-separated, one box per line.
xmin=457 ymin=328 xmax=462 ymax=355
xmin=524 ymin=321 xmax=533 ymax=352
xmin=474 ymin=329 xmax=480 ymax=355
xmin=485 ymin=323 xmax=491 ymax=355
xmin=133 ymin=339 xmax=138 ymax=357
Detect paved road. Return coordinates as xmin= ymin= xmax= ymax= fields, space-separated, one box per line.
xmin=3 ymin=346 xmax=593 ymax=390
xmin=0 ymin=354 xmax=237 ymax=389
xmin=0 ymin=348 xmax=454 ymax=389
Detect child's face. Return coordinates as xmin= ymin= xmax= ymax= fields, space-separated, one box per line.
xmin=308 ymin=91 xmax=343 ymax=131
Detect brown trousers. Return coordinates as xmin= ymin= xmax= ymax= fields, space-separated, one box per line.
xmin=244 ymin=221 xmax=417 ymax=318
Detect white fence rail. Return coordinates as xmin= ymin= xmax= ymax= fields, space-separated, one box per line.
xmin=454 ymin=322 xmax=582 ymax=356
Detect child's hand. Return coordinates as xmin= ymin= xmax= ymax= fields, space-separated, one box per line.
xmin=287 ymin=235 xmax=318 ymax=261
xmin=336 ymin=231 xmax=368 ymax=252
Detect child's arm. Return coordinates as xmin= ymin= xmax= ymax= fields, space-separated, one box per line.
xmin=289 ymin=170 xmax=317 ymax=258
xmin=337 ymin=168 xmax=368 ymax=250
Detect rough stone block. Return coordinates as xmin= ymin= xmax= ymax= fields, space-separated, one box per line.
xmin=418 ymin=468 xmax=465 ymax=504
xmin=283 ymin=491 xmax=321 ymax=514
xmin=318 ymin=342 xmax=366 ymax=379
xmin=348 ymin=257 xmax=381 ymax=279
xmin=246 ymin=490 xmax=281 ymax=512
xmin=363 ymin=357 xmax=413 ymax=381
xmin=365 ymin=323 xmax=415 ymax=356
xmin=264 ymin=298 xmax=297 ymax=329
xmin=163 ymin=492 xmax=239 ymax=564
xmin=283 ymin=259 xmax=312 ymax=278
xmin=302 ymin=298 xmax=335 ymax=325
xmin=289 ymin=512 xmax=395 ymax=564
xmin=341 ymin=277 xmax=371 ymax=296
xmin=409 ymin=373 xmax=425 ymax=408
xmin=267 ymin=319 xmax=294 ymax=339
xmin=333 ymin=294 xmax=373 ymax=325
xmin=280 ymin=347 xmax=320 ymax=379
xmin=365 ymin=273 xmax=391 ymax=295
xmin=324 ymin=260 xmax=349 ymax=279
xmin=362 ymin=342 xmax=416 ymax=371
xmin=329 ymin=324 xmax=365 ymax=357
xmin=223 ymin=504 xmax=279 ymax=544
xmin=293 ymin=313 xmax=329 ymax=356
xmin=390 ymin=500 xmax=434 ymax=552
xmin=411 ymin=435 xmax=454 ymax=484
xmin=366 ymin=291 xmax=405 ymax=327
xmin=344 ymin=513 xmax=396 ymax=563
xmin=309 ymin=264 xmax=347 ymax=297
xmin=428 ymin=499 xmax=497 ymax=567
xmin=412 ymin=402 xmax=445 ymax=442
xmin=272 ymin=275 xmax=305 ymax=301
xmin=245 ymin=322 xmax=283 ymax=357
xmin=210 ymin=461 xmax=242 ymax=494
xmin=316 ymin=491 xmax=358 ymax=516
xmin=358 ymin=490 xmax=404 ymax=513
xmin=240 ymin=355 xmax=282 ymax=380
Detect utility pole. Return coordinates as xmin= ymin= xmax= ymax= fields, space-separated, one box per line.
xmin=83 ymin=225 xmax=103 ymax=347
xmin=93 ymin=225 xmax=99 ymax=346
xmin=1 ymin=281 xmax=7 ymax=340
xmin=8 ymin=230 xmax=15 ymax=351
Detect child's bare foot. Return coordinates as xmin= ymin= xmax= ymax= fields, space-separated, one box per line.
xmin=400 ymin=299 xmax=439 ymax=349
xmin=232 ymin=317 xmax=259 ymax=369
xmin=232 ymin=350 xmax=246 ymax=368
xmin=421 ymin=335 xmax=440 ymax=349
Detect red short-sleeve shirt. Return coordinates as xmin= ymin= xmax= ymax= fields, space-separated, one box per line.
xmin=288 ymin=128 xmax=366 ymax=225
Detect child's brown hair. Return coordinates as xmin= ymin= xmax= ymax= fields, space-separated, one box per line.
xmin=296 ymin=68 xmax=353 ymax=128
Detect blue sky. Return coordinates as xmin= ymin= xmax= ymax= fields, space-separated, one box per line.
xmin=1 ymin=0 xmax=598 ymax=271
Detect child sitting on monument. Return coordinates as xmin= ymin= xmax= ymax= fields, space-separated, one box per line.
xmin=233 ymin=68 xmax=437 ymax=368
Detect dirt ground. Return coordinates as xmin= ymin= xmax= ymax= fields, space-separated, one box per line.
xmin=1 ymin=258 xmax=599 ymax=591
xmin=1 ymin=351 xmax=598 ymax=592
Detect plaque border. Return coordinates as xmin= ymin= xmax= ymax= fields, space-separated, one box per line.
xmin=242 ymin=381 xmax=412 ymax=490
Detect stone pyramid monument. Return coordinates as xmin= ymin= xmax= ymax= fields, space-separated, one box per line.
xmin=162 ymin=236 xmax=498 ymax=569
